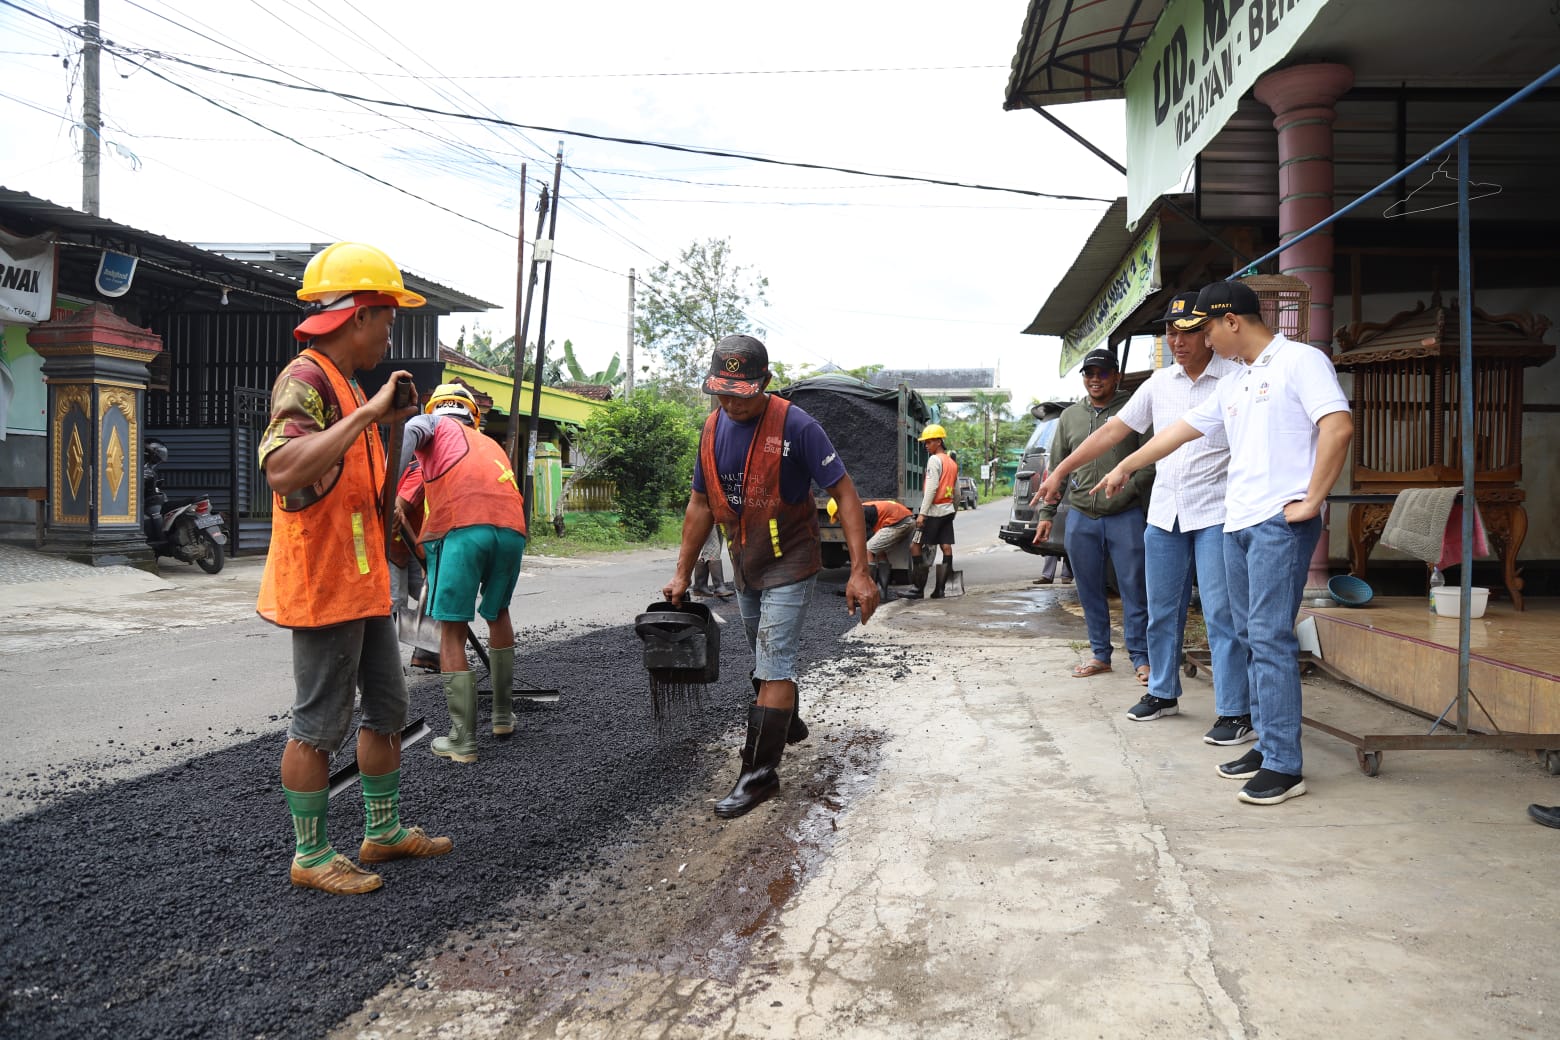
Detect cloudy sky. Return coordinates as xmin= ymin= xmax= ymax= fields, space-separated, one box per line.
xmin=1 ymin=0 xmax=1128 ymax=406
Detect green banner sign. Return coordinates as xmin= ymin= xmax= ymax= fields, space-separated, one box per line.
xmin=1124 ymin=0 xmax=1331 ymax=227
xmin=1059 ymin=219 xmax=1161 ymax=376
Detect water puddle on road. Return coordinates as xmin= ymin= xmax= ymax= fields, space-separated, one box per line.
xmin=337 ymin=728 xmax=888 ymax=1033
xmin=890 ymin=586 xmax=1085 ymax=640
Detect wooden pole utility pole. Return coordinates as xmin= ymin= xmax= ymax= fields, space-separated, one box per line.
xmin=82 ymin=0 xmax=101 ymax=215
xmin=521 ymin=144 xmax=565 ymax=529
xmin=625 ymin=268 xmax=635 ymax=395
xmin=503 ymin=165 xmax=529 ymax=467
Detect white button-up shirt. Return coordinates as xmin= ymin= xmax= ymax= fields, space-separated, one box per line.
xmin=1117 ymin=355 xmax=1240 ymax=533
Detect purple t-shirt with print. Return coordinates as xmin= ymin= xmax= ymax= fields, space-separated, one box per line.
xmin=692 ymin=399 xmax=847 ymax=512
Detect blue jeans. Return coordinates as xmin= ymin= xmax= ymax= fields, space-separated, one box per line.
xmin=1143 ymin=522 xmax=1248 ymax=715
xmin=1063 ymin=508 xmax=1148 ymax=668
xmin=736 ymin=575 xmax=817 ymax=681
xmin=1224 ymin=512 xmax=1323 ymax=776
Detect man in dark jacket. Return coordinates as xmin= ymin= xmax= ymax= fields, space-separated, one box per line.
xmin=1033 ymin=347 xmax=1154 ymax=681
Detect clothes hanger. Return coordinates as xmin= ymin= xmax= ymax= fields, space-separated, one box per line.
xmin=1384 ymin=153 xmax=1502 ymax=218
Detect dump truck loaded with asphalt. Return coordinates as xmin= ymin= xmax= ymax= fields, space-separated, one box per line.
xmin=773 ymin=375 xmax=931 ymax=576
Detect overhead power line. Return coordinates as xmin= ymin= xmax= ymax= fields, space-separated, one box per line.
xmin=0 ymin=2 xmax=1112 ymax=205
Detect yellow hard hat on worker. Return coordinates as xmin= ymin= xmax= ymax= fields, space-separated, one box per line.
xmin=293 ymin=242 xmax=426 ymax=342
xmin=918 ymin=423 xmax=948 ymax=443
xmin=425 ymin=383 xmax=479 ymax=424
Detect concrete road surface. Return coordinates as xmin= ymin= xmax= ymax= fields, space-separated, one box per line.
xmin=2 ymin=524 xmax=1558 ymax=1038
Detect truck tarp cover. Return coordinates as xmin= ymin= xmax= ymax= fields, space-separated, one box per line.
xmin=775 ymin=375 xmax=931 ymax=502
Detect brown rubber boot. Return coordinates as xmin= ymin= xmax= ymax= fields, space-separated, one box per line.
xmin=290 ymin=853 xmax=383 ymax=895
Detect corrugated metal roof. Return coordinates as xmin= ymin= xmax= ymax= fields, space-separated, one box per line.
xmin=202 ymin=243 xmax=495 ymax=315
xmin=0 ymin=188 xmax=495 ymax=315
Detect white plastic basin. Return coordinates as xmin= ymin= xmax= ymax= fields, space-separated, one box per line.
xmin=1432 ymin=585 xmax=1489 ymax=619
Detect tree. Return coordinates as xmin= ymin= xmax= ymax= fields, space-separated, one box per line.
xmin=574 ymin=391 xmax=699 ymax=540
xmin=455 ymin=323 xmax=567 ymax=385
xmin=560 ymin=339 xmax=623 ymax=388
xmin=932 ymin=392 xmax=1025 ymax=493
xmin=636 ymin=238 xmax=768 ymax=404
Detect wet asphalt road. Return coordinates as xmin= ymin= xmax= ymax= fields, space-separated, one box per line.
xmin=0 ymin=573 xmax=880 ymax=1040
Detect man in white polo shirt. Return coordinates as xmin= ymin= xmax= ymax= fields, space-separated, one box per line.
xmin=1036 ymin=291 xmax=1249 ymax=744
xmin=1094 ymin=280 xmax=1352 ymax=806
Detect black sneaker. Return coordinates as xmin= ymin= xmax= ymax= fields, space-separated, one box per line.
xmin=1126 ymin=694 xmax=1179 ymax=721
xmin=1238 ymin=768 xmax=1307 ymax=805
xmin=1203 ymin=715 xmax=1257 ymax=746
xmin=1217 ymin=747 xmax=1263 ymax=780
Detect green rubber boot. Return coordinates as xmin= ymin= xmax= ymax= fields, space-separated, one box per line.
xmin=432 ymin=671 xmax=478 ymax=763
xmin=490 ymin=645 xmax=516 ymax=736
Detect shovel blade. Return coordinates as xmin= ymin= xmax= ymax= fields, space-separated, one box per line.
xmin=477 ymin=687 xmax=561 ymax=704
xmin=328 ymin=718 xmax=431 ymax=798
xmin=398 ymin=596 xmax=441 ymax=653
xmin=945 ymin=570 xmax=965 ymax=597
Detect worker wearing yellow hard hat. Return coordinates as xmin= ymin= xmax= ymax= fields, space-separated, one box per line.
xmin=258 ymin=241 xmax=451 ymax=895
xmin=910 ymin=421 xmax=960 ymax=599
xmin=292 ymin=242 xmax=427 ymax=343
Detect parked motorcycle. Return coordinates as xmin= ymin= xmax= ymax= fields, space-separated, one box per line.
xmin=143 ymin=440 xmax=227 ymax=573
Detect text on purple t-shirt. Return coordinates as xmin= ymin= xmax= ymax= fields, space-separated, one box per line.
xmin=692 ymin=399 xmax=848 ymax=513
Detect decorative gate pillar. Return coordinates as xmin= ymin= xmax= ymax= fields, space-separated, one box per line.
xmin=28 ymin=304 xmax=162 ymax=569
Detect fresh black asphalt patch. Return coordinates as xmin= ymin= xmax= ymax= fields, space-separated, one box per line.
xmin=0 ymin=586 xmax=876 ymax=1039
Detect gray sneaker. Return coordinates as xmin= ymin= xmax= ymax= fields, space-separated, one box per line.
xmin=1204 ymin=715 xmax=1257 ymax=746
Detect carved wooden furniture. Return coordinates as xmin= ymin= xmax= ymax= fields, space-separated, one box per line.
xmin=1332 ymin=295 xmax=1553 ymax=609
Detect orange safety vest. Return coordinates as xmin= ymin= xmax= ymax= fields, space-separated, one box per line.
xmin=867 ymin=499 xmax=912 ymax=534
xmin=256 ymin=348 xmax=392 ymax=629
xmin=931 ymin=453 xmax=959 ymax=506
xmin=417 ymin=419 xmax=527 ymax=542
xmin=700 ymin=396 xmax=820 ymax=590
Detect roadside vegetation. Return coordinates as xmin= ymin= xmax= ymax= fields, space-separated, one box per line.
xmin=525 ymin=510 xmax=685 ymax=557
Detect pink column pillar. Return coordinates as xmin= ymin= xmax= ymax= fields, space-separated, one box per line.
xmin=1253 ymin=62 xmax=1354 ymax=596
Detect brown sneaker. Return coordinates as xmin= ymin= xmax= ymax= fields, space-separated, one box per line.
xmin=290 ymin=853 xmax=383 ymax=895
xmin=359 ymin=825 xmax=454 ymax=864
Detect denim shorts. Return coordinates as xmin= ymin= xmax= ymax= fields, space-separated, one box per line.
xmin=424 ymin=525 xmax=527 ymax=623
xmin=735 ymin=574 xmax=817 ymax=682
xmin=287 ymin=615 xmax=408 ymax=752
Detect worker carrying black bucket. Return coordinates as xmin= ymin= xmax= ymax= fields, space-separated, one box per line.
xmin=661 ymin=335 xmax=879 ymax=819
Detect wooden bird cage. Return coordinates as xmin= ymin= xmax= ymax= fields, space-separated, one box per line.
xmin=1331 ymin=294 xmax=1554 ymax=609
xmin=1241 ymin=273 xmax=1310 ymax=346
xmin=1332 ymin=294 xmax=1553 ymax=491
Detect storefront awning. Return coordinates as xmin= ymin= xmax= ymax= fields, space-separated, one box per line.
xmin=1004 ymin=1 xmax=1169 ymax=110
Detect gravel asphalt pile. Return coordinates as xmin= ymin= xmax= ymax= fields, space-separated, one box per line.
xmin=0 ymin=593 xmax=868 ymax=1040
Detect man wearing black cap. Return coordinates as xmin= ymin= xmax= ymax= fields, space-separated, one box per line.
xmin=1033 ymin=346 xmax=1153 ymax=682
xmin=1094 ymin=279 xmax=1352 ymax=806
xmin=1036 ymin=292 xmax=1249 ymax=742
xmin=663 ymin=334 xmax=879 ymax=819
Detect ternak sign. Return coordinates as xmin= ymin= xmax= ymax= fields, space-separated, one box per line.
xmin=1124 ymin=0 xmax=1330 ymax=227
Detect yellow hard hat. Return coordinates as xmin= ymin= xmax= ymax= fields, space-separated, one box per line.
xmin=826 ymin=497 xmax=838 ymax=522
xmin=297 ymin=242 xmax=426 ymax=308
xmin=918 ymin=423 xmax=947 ymax=442
xmin=425 ymin=383 xmax=478 ymax=423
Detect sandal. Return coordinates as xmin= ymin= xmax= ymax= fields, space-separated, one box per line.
xmin=1136 ymin=665 xmax=1151 ymax=685
xmin=1072 ymin=661 xmax=1112 ymax=678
